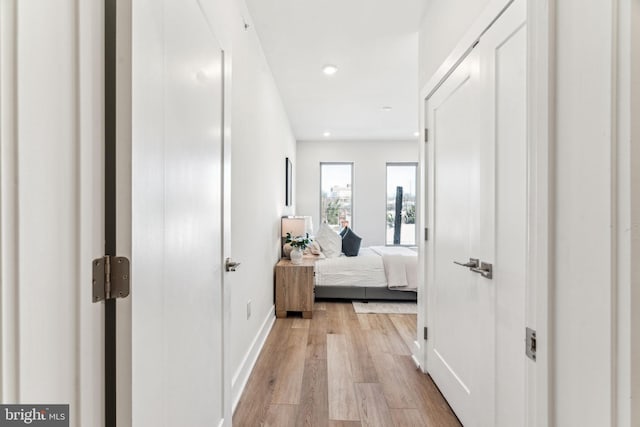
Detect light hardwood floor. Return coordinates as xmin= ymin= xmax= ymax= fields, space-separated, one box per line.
xmin=233 ymin=302 xmax=461 ymax=427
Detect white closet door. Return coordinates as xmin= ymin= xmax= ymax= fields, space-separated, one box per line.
xmin=426 ymin=0 xmax=527 ymax=425
xmin=427 ymin=48 xmax=494 ymax=427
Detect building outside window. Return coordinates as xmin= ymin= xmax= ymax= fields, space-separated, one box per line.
xmin=386 ymin=163 xmax=417 ymax=245
xmin=320 ymin=163 xmax=353 ymax=232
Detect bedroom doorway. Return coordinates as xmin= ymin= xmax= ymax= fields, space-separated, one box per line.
xmin=423 ymin=0 xmax=529 ymax=425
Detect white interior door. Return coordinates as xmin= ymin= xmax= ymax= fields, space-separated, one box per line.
xmin=426 ymin=0 xmax=527 ymax=426
xmin=131 ymin=0 xmax=227 ymax=425
xmin=427 ymin=48 xmax=494 ymax=426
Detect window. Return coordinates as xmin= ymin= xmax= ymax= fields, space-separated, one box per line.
xmin=386 ymin=163 xmax=417 ymax=245
xmin=320 ymin=163 xmax=353 ymax=232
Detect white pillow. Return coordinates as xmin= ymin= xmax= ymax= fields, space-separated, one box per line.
xmin=314 ymin=223 xmax=342 ymax=258
xmin=307 ymin=240 xmax=323 ymax=255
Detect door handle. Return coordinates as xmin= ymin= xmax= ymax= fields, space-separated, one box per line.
xmin=453 ymin=258 xmax=479 ymax=268
xmin=225 ymin=258 xmax=241 ymax=272
xmin=471 ymin=262 xmax=493 ymax=279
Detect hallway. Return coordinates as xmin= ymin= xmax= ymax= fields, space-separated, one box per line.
xmin=233 ymin=302 xmax=460 ymax=426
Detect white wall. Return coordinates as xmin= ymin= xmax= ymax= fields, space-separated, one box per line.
xmin=296 ymin=140 xmax=418 ymax=246
xmin=227 ymin=13 xmax=297 ymax=407
xmin=418 ymin=0 xmax=491 ymax=89
xmin=197 ymin=0 xmax=297 ymax=409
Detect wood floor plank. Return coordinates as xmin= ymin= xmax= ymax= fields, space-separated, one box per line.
xmin=233 ymin=319 xmax=295 ymax=425
xmin=373 ymin=314 xmax=412 ymax=355
xmin=365 ymin=329 xmax=394 ymax=355
xmin=359 ymin=313 xmax=387 ymax=330
xmin=395 ymin=356 xmax=461 ymax=427
xmin=327 ymin=334 xmax=360 ymax=421
xmin=388 ymin=314 xmax=417 ymax=352
xmin=328 ymin=421 xmax=362 ymax=427
xmin=315 ymin=301 xmax=328 ymax=311
xmin=264 ymin=404 xmax=297 ymax=427
xmin=271 ymin=327 xmax=309 ymax=404
xmin=356 ymin=313 xmax=374 ymax=330
xmin=326 ymin=303 xmax=344 ymax=334
xmin=371 ymin=353 xmax=418 ymax=409
xmin=344 ymin=330 xmax=378 ymax=383
xmin=292 ymin=318 xmax=311 ymax=329
xmin=306 ymin=309 xmax=328 ymax=360
xmin=354 ymin=383 xmax=395 ymax=427
xmin=390 ymin=408 xmax=428 ymax=427
xmin=295 ymin=358 xmax=329 ymax=427
xmin=327 ymin=302 xmax=351 ymax=334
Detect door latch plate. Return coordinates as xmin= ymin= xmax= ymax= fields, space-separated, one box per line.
xmin=526 ymin=327 xmax=537 ymax=361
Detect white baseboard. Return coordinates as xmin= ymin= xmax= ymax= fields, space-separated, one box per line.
xmin=231 ymin=305 xmax=276 ymax=412
xmin=411 ymin=353 xmax=423 ymax=372
xmin=412 ymin=339 xmax=425 ymax=373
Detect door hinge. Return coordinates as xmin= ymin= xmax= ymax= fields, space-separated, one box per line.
xmin=425 ymin=227 xmax=429 ymax=241
xmin=526 ymin=327 xmax=537 ymax=361
xmin=423 ymin=327 xmax=428 ymax=340
xmin=424 ymin=128 xmax=429 ymax=143
xmin=93 ymin=255 xmax=130 ymax=302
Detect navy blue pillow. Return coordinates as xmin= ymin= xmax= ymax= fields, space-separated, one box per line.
xmin=341 ymin=227 xmax=362 ymax=257
xmin=339 ymin=227 xmax=348 ymax=238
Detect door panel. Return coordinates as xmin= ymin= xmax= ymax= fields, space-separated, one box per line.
xmin=132 ymin=0 xmax=225 ymax=425
xmin=428 ymin=52 xmax=492 ymax=426
xmin=426 ymin=0 xmax=527 ymax=425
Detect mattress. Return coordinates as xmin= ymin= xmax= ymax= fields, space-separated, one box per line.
xmin=314 ymin=246 xmax=418 ymax=290
xmin=314 ymin=247 xmax=387 ymax=288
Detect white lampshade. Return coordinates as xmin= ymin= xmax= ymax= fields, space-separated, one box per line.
xmin=281 ymin=216 xmax=313 ymax=237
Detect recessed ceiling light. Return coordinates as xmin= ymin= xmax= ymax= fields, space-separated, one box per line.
xmin=323 ymin=131 xmax=331 ymax=137
xmin=413 ymin=131 xmax=420 ymax=137
xmin=322 ymin=65 xmax=338 ymax=75
xmin=381 ymin=106 xmax=393 ymax=111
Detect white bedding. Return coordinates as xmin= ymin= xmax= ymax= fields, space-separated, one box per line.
xmin=314 ymin=247 xmax=387 ymax=288
xmin=314 ymin=246 xmax=417 ymax=291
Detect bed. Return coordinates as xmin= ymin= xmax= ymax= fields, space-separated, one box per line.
xmin=313 ymin=245 xmax=418 ymax=301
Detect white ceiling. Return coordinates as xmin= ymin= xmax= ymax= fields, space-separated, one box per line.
xmin=244 ymin=0 xmax=427 ymax=141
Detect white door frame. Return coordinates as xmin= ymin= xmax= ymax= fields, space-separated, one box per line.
xmin=416 ymin=0 xmax=553 ymax=425
xmin=0 ymin=0 xmax=20 ymax=401
xmin=616 ymin=0 xmax=640 ymax=424
xmin=115 ymin=0 xmax=133 ymax=425
xmin=0 ymin=0 xmax=106 ymax=424
xmin=630 ymin=1 xmax=640 ymax=420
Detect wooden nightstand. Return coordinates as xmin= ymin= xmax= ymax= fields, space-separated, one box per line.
xmin=275 ymin=258 xmax=315 ymax=319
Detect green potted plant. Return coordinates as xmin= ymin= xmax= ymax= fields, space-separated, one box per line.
xmin=285 ymin=232 xmax=311 ymax=265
